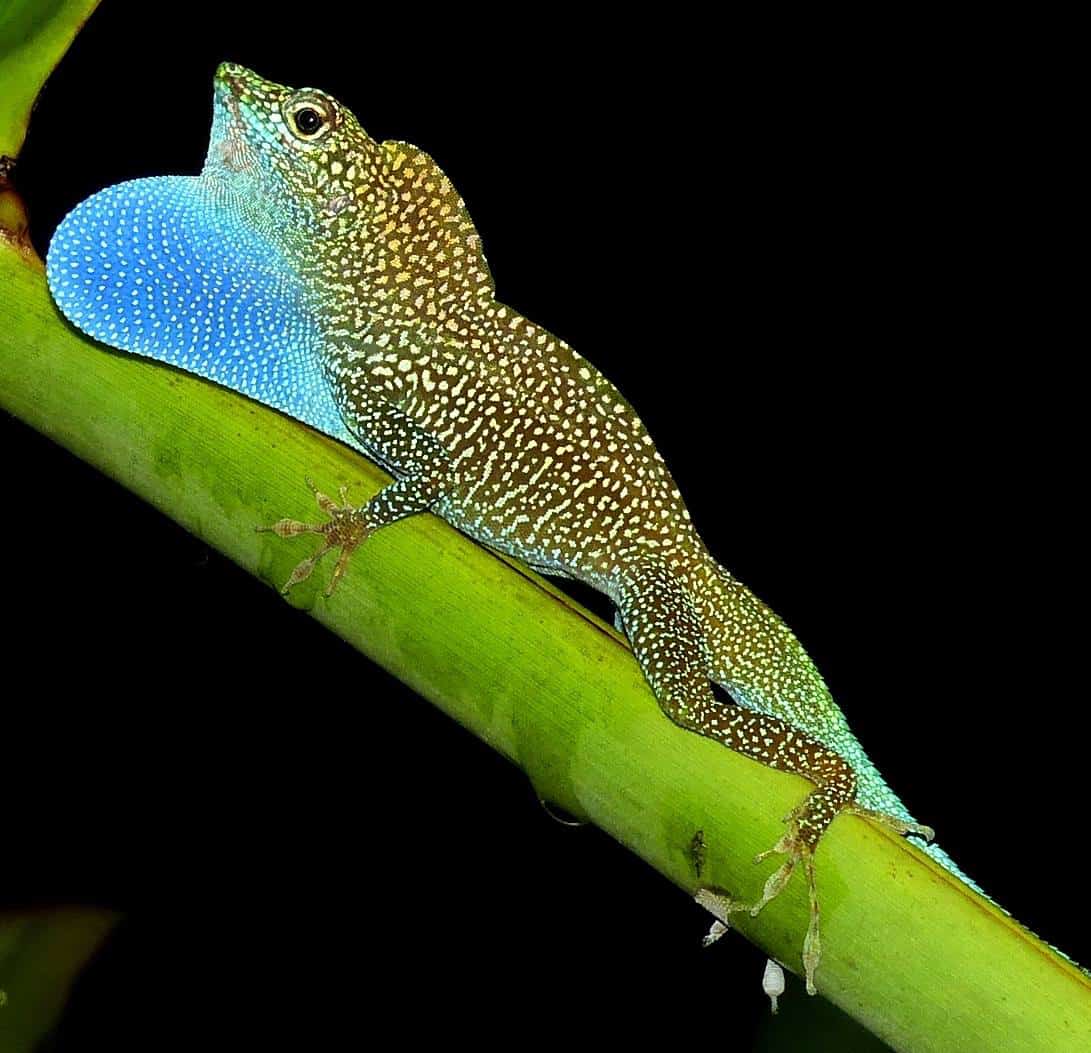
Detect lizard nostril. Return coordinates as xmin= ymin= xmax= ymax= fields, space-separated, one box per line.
xmin=215 ymin=62 xmax=251 ymax=94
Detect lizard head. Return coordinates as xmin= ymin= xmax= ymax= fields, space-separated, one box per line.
xmin=206 ymin=63 xmax=384 ymax=244
xmin=204 ymin=63 xmax=493 ymax=303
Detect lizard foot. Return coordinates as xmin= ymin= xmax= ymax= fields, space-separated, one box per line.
xmin=257 ymin=479 xmax=370 ymax=596
xmin=752 ymin=806 xmax=932 ymax=993
xmin=696 ymin=811 xmax=822 ymax=994
xmin=696 ymin=803 xmax=934 ymax=996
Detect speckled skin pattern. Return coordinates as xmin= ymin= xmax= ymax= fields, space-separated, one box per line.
xmin=47 ymin=64 xmax=964 ymax=992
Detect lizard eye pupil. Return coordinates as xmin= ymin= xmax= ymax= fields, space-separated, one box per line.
xmin=294 ymin=107 xmax=324 ymax=135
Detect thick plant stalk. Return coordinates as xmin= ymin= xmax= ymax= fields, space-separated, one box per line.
xmin=3 ymin=241 xmax=1091 ymax=1052
xmin=1 ymin=8 xmax=1089 ymax=1050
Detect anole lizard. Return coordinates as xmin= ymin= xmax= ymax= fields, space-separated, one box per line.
xmin=46 ymin=63 xmax=965 ymax=994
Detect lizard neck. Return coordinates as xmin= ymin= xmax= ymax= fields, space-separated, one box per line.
xmin=307 ymin=139 xmax=495 ymax=341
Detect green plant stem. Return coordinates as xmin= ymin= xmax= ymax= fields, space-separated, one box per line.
xmin=3 ymin=243 xmax=1090 ymax=1051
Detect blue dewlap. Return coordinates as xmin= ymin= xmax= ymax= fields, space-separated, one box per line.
xmin=46 ymin=174 xmax=362 ymax=452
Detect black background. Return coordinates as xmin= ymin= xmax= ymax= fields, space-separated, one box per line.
xmin=4 ymin=2 xmax=1083 ymax=1049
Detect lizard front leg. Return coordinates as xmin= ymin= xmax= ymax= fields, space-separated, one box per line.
xmin=260 ymin=399 xmax=453 ymax=595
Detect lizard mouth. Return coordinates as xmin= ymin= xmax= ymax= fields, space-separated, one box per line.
xmin=211 ymin=63 xmax=294 ymax=161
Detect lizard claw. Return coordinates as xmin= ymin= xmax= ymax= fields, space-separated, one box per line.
xmin=257 ymin=479 xmax=370 ymax=596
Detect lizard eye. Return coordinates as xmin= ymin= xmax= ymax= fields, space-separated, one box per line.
xmin=285 ymin=95 xmax=334 ymax=142
xmin=294 ymin=107 xmax=323 ymax=135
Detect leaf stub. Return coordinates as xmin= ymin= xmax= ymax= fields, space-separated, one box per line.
xmin=0 ymin=0 xmax=102 ymax=159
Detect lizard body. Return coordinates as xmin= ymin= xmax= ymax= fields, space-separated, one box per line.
xmin=47 ymin=64 xmax=960 ymax=993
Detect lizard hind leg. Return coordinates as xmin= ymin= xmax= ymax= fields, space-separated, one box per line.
xmin=618 ymin=562 xmax=860 ymax=995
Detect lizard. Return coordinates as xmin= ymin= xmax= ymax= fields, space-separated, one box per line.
xmin=46 ymin=62 xmax=958 ymax=995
